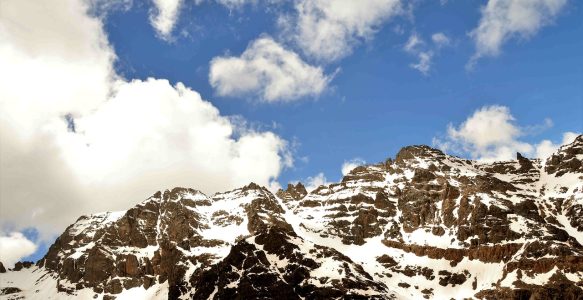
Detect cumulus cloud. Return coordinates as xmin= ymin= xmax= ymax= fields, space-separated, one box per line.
xmin=209 ymin=36 xmax=332 ymax=102
xmin=433 ymin=105 xmax=579 ymax=162
xmin=448 ymin=106 xmax=523 ymax=150
xmin=0 ymin=0 xmax=292 ymax=240
xmin=150 ymin=0 xmax=184 ymax=39
xmin=341 ymin=158 xmax=366 ymax=176
xmin=469 ymin=0 xmax=567 ymax=66
xmin=0 ymin=232 xmax=37 ymax=267
xmin=305 ymin=172 xmax=329 ymax=192
xmin=281 ymin=0 xmax=402 ymax=62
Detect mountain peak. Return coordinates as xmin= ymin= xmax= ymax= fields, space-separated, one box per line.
xmin=3 ymin=139 xmax=583 ymax=299
xmin=545 ymin=134 xmax=583 ymax=175
xmin=241 ymin=182 xmax=263 ymax=191
xmin=162 ymin=187 xmax=207 ymax=201
xmin=276 ymin=182 xmax=308 ymax=202
xmin=516 ymin=152 xmax=535 ymax=171
xmin=395 ymin=144 xmax=446 ymax=163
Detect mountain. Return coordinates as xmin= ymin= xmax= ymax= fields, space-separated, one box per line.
xmin=1 ymin=135 xmax=582 ymax=300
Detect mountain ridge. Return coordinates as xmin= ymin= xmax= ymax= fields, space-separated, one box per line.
xmin=1 ymin=135 xmax=582 ymax=299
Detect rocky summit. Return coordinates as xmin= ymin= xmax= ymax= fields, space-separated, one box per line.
xmin=1 ymin=136 xmax=583 ymax=300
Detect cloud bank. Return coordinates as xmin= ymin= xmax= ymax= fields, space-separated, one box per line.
xmin=0 ymin=0 xmax=291 ymax=244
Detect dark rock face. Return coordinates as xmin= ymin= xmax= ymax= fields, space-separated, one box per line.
xmin=516 ymin=152 xmax=534 ymax=172
xmin=37 ymin=187 xmax=218 ymax=297
xmin=191 ymin=239 xmax=301 ymax=300
xmin=291 ymin=135 xmax=583 ymax=299
xmin=437 ymin=270 xmax=469 ymax=287
xmin=395 ymin=145 xmax=446 ymax=164
xmin=12 ymin=261 xmax=33 ymax=271
xmin=0 ymin=261 xmax=6 ymax=273
xmin=545 ymin=135 xmax=583 ymax=175
xmin=475 ymin=282 xmax=583 ymax=300
xmin=190 ymin=228 xmax=391 ymax=300
xmin=5 ymin=134 xmax=582 ymax=299
xmin=0 ymin=287 xmax=22 ymax=295
xmin=32 ymin=183 xmax=393 ymax=299
xmin=277 ymin=182 xmax=308 ymax=202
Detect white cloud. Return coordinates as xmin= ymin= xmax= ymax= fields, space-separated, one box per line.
xmin=57 ymin=78 xmax=291 ymax=190
xmin=281 ymin=0 xmax=402 ymax=62
xmin=341 ymin=158 xmax=366 ymax=176
xmin=448 ymin=105 xmax=522 ymax=150
xmin=404 ymin=33 xmax=423 ymax=52
xmin=305 ymin=172 xmax=328 ymax=192
xmin=0 ymin=0 xmax=115 ymax=138
xmin=150 ymin=0 xmax=184 ymax=40
xmin=403 ymin=33 xmax=438 ymax=76
xmin=469 ymin=0 xmax=567 ymax=66
xmin=209 ymin=36 xmax=332 ymax=102
xmin=410 ymin=51 xmax=433 ymax=75
xmin=0 ymin=232 xmax=37 ymax=267
xmin=404 ymin=31 xmax=451 ymax=75
xmin=433 ymin=105 xmax=578 ymax=162
xmin=0 ymin=0 xmax=292 ymax=240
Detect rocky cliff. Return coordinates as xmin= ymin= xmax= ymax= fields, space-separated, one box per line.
xmin=1 ymin=136 xmax=582 ymax=299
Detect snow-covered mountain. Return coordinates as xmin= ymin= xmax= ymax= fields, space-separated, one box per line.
xmin=2 ymin=136 xmax=582 ymax=299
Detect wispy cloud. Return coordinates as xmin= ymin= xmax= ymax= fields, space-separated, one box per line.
xmin=431 ymin=32 xmax=450 ymax=48
xmin=403 ymin=31 xmax=451 ymax=75
xmin=468 ymin=0 xmax=568 ymax=68
xmin=280 ymin=0 xmax=403 ymax=62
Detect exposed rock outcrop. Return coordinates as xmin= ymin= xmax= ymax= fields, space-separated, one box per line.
xmin=2 ymin=134 xmax=582 ymax=300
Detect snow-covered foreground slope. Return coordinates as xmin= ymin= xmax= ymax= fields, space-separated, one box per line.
xmin=0 ymin=266 xmax=169 ymax=300
xmin=2 ymin=136 xmax=582 ymax=299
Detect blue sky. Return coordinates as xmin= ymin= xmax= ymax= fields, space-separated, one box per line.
xmin=103 ymin=0 xmax=582 ymax=184
xmin=0 ymin=0 xmax=581 ymax=264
